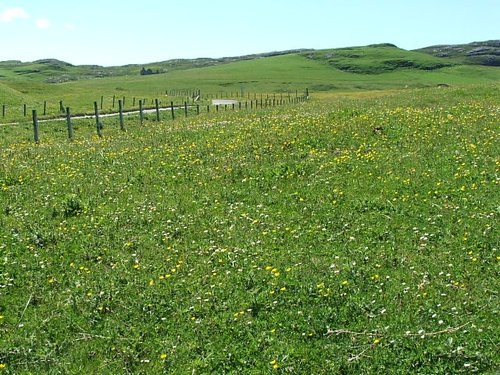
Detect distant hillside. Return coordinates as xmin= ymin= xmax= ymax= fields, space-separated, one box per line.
xmin=414 ymin=40 xmax=500 ymax=66
xmin=301 ymin=44 xmax=455 ymax=74
xmin=0 ymin=41 xmax=498 ymax=107
xmin=0 ymin=49 xmax=312 ymax=83
xmin=1 ymin=42 xmax=498 ymax=84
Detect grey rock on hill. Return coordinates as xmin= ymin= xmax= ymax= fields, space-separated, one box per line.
xmin=414 ymin=40 xmax=500 ymax=66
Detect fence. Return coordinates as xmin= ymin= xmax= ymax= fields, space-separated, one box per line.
xmin=1 ymin=89 xmax=309 ymax=122
xmin=1 ymin=89 xmax=310 ymax=144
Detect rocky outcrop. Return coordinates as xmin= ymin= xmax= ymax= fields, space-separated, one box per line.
xmin=414 ymin=40 xmax=500 ymax=66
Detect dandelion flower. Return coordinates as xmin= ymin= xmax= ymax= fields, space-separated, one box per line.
xmin=270 ymin=359 xmax=279 ymax=369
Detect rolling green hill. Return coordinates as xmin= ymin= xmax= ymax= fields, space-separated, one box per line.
xmin=0 ymin=50 xmax=312 ymax=83
xmin=302 ymin=43 xmax=455 ymax=74
xmin=0 ymin=42 xmax=499 ymax=122
xmin=1 ymin=41 xmax=498 ymax=84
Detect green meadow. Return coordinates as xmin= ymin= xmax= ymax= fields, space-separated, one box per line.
xmin=0 ymin=44 xmax=499 ymax=373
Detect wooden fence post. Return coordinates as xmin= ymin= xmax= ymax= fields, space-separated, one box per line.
xmin=2 ymin=104 xmax=5 ymax=117
xmin=24 ymin=104 xmax=27 ymax=117
xmin=100 ymin=95 xmax=104 ymax=109
xmin=32 ymin=110 xmax=39 ymax=143
xmin=139 ymin=100 xmax=144 ymax=125
xmin=43 ymin=100 xmax=47 ymax=116
xmin=184 ymin=101 xmax=188 ymax=117
xmin=118 ymin=99 xmax=125 ymax=131
xmin=170 ymin=101 xmax=175 ymax=120
xmin=66 ymin=107 xmax=73 ymax=140
xmin=196 ymin=104 xmax=200 ymax=115
xmin=94 ymin=101 xmax=103 ymax=137
xmin=59 ymin=100 xmax=64 ymax=113
xmin=155 ymin=99 xmax=160 ymax=121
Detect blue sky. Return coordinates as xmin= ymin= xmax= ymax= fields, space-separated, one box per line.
xmin=0 ymin=0 xmax=498 ymax=66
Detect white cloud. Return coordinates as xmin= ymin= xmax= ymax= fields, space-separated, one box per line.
xmin=0 ymin=7 xmax=30 ymax=22
xmin=35 ymin=18 xmax=50 ymax=29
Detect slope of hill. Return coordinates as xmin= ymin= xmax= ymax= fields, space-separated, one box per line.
xmin=415 ymin=40 xmax=500 ymax=66
xmin=1 ymin=41 xmax=499 ymax=84
xmin=0 ymin=49 xmax=312 ymax=83
xmin=301 ymin=44 xmax=455 ymax=74
xmin=0 ymin=41 xmax=498 ymax=122
xmin=0 ymin=81 xmax=30 ymax=106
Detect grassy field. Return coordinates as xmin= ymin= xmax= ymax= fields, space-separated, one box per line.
xmin=0 ymin=84 xmax=498 ymax=373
